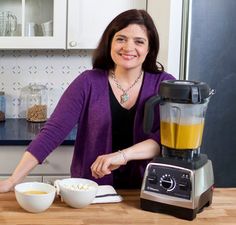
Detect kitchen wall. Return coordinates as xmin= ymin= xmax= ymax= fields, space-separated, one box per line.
xmin=148 ymin=0 xmax=182 ymax=78
xmin=148 ymin=0 xmax=170 ymax=70
xmin=0 ymin=50 xmax=92 ymax=118
xmin=0 ymin=1 xmax=183 ymax=119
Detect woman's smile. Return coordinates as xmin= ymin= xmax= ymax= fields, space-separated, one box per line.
xmin=118 ymin=52 xmax=137 ymax=60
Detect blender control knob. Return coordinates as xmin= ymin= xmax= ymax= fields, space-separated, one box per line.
xmin=160 ymin=175 xmax=176 ymax=191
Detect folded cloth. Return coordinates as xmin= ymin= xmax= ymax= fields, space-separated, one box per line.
xmin=92 ymin=185 xmax=123 ymax=204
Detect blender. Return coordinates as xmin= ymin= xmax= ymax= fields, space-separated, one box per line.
xmin=140 ymin=80 xmax=215 ymax=220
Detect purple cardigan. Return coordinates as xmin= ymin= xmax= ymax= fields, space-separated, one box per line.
xmin=27 ymin=69 xmax=175 ymax=185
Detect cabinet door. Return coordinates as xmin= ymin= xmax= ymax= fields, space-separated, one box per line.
xmin=42 ymin=175 xmax=70 ymax=185
xmin=0 ymin=146 xmax=73 ymax=175
xmin=0 ymin=176 xmax=42 ymax=183
xmin=0 ymin=0 xmax=66 ymax=49
xmin=67 ymin=0 xmax=146 ymax=49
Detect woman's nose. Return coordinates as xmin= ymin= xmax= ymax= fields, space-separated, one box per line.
xmin=122 ymin=40 xmax=134 ymax=51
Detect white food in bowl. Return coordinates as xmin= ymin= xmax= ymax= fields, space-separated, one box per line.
xmin=63 ymin=183 xmax=94 ymax=191
xmin=14 ymin=182 xmax=56 ymax=213
xmin=55 ymin=178 xmax=98 ymax=208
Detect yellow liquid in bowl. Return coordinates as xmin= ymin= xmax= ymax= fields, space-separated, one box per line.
xmin=161 ymin=121 xmax=204 ymax=149
xmin=23 ymin=190 xmax=48 ymax=195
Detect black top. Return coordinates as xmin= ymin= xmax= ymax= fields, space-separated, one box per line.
xmin=109 ymin=85 xmax=142 ymax=189
xmin=109 ymin=88 xmax=136 ymax=151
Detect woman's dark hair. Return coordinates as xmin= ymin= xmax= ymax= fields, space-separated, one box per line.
xmin=92 ymin=9 xmax=164 ymax=73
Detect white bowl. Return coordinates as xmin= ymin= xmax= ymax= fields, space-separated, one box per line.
xmin=55 ymin=178 xmax=98 ymax=208
xmin=14 ymin=182 xmax=56 ymax=213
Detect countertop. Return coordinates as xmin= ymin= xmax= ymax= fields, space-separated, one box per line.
xmin=0 ymin=188 xmax=235 ymax=225
xmin=0 ymin=119 xmax=76 ymax=145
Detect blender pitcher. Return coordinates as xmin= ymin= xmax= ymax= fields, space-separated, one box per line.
xmin=144 ymin=80 xmax=215 ymax=159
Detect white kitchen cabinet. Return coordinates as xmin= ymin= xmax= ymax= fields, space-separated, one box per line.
xmin=42 ymin=175 xmax=70 ymax=185
xmin=0 ymin=175 xmax=43 ymax=183
xmin=0 ymin=146 xmax=73 ymax=181
xmin=67 ymin=0 xmax=147 ymax=49
xmin=0 ymin=0 xmax=146 ymax=49
xmin=0 ymin=0 xmax=67 ymax=49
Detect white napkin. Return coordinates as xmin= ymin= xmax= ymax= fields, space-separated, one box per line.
xmin=92 ymin=185 xmax=123 ymax=204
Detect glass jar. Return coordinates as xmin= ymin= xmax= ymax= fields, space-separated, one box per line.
xmin=0 ymin=91 xmax=6 ymax=122
xmin=26 ymin=84 xmax=48 ymax=122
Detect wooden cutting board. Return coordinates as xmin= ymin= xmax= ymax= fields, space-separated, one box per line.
xmin=0 ymin=188 xmax=235 ymax=225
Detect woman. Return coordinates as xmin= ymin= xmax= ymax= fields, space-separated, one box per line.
xmin=0 ymin=9 xmax=175 ymax=192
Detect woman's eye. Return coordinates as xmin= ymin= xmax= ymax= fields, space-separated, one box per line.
xmin=116 ymin=37 xmax=125 ymax=42
xmin=135 ymin=40 xmax=145 ymax=45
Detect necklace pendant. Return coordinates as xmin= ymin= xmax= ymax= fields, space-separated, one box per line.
xmin=120 ymin=92 xmax=129 ymax=104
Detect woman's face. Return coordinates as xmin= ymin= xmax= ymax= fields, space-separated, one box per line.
xmin=110 ymin=24 xmax=149 ymax=71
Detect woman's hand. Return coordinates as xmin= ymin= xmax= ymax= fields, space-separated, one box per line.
xmin=90 ymin=151 xmax=127 ymax=179
xmin=90 ymin=139 xmax=160 ymax=179
xmin=0 ymin=178 xmax=15 ymax=193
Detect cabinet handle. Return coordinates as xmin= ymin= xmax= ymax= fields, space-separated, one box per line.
xmin=69 ymin=41 xmax=77 ymax=47
xmin=42 ymin=159 xmax=49 ymax=165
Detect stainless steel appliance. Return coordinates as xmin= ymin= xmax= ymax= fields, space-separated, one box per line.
xmin=181 ymin=0 xmax=236 ymax=187
xmin=140 ymin=80 xmax=215 ymax=220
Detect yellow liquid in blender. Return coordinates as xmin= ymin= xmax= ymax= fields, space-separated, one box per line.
xmin=161 ymin=121 xmax=204 ymax=149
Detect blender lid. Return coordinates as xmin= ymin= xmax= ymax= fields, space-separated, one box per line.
xmin=159 ymin=80 xmax=212 ymax=103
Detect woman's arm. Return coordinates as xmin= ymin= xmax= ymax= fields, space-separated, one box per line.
xmin=91 ymin=139 xmax=160 ymax=179
xmin=0 ymin=151 xmax=39 ymax=192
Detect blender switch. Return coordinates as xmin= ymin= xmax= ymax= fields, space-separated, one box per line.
xmin=179 ymin=181 xmax=190 ymax=191
xmin=147 ymin=174 xmax=158 ymax=184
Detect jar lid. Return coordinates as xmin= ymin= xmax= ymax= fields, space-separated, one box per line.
xmin=159 ymin=80 xmax=214 ymax=103
xmin=30 ymin=84 xmax=46 ymax=90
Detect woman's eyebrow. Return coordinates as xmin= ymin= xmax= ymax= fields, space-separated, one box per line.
xmin=115 ymin=34 xmax=147 ymax=42
xmin=114 ymin=34 xmax=126 ymax=38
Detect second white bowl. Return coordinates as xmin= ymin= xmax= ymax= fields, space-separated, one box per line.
xmin=55 ymin=178 xmax=98 ymax=208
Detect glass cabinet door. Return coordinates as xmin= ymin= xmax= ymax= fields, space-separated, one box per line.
xmin=0 ymin=0 xmax=20 ymax=37
xmin=0 ymin=0 xmax=66 ymax=49
xmin=25 ymin=0 xmax=54 ymax=37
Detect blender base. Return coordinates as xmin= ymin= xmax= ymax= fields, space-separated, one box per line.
xmin=140 ymin=155 xmax=214 ymax=220
xmin=140 ymin=186 xmax=213 ymax=220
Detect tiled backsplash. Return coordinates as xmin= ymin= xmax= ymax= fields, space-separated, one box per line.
xmin=0 ymin=50 xmax=93 ymax=118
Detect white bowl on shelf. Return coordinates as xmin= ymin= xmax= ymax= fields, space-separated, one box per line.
xmin=14 ymin=182 xmax=56 ymax=213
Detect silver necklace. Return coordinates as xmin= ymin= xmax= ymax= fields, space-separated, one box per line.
xmin=111 ymin=70 xmax=143 ymax=104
